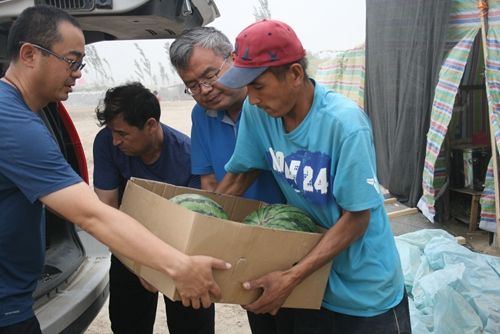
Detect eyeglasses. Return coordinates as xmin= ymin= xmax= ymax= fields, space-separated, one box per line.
xmin=19 ymin=41 xmax=86 ymax=72
xmin=184 ymin=57 xmax=228 ymax=96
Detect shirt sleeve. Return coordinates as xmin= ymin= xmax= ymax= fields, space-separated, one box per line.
xmin=187 ymin=174 xmax=201 ymax=189
xmin=333 ymin=129 xmax=383 ymax=211
xmin=93 ymin=128 xmax=121 ymax=190
xmin=0 ymin=112 xmax=81 ymax=203
xmin=225 ymin=99 xmax=269 ymax=173
xmin=190 ymin=105 xmax=214 ymax=176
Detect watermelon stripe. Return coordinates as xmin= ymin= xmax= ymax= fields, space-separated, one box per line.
xmin=243 ymin=204 xmax=319 ymax=233
xmin=170 ymin=194 xmax=228 ymax=219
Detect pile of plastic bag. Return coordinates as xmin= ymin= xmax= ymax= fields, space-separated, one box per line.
xmin=395 ymin=229 xmax=500 ymax=333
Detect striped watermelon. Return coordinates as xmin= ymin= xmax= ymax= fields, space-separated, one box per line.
xmin=170 ymin=193 xmax=228 ymax=219
xmin=242 ymin=204 xmax=319 ymax=233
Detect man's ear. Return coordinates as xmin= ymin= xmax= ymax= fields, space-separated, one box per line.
xmin=288 ymin=63 xmax=304 ymax=85
xmin=230 ymin=51 xmax=237 ymax=62
xmin=145 ymin=117 xmax=158 ymax=133
xmin=18 ymin=44 xmax=37 ymax=68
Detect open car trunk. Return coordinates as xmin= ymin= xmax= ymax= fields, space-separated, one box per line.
xmin=34 ymin=103 xmax=87 ymax=302
xmin=32 ymin=103 xmax=109 ymax=334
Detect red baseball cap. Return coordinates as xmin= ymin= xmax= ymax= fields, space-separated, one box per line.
xmin=218 ymin=19 xmax=306 ymax=89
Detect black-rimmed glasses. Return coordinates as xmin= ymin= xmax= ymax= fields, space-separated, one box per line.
xmin=184 ymin=57 xmax=228 ymax=96
xmin=19 ymin=41 xmax=86 ymax=72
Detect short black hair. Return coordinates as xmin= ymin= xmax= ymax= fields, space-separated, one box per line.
xmin=7 ymin=5 xmax=81 ymax=61
xmin=96 ymin=82 xmax=161 ymax=129
xmin=267 ymin=58 xmax=309 ymax=82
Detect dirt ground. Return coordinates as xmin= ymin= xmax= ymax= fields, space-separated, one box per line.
xmin=68 ymin=99 xmax=251 ymax=333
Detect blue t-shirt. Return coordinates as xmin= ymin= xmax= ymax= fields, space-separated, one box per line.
xmin=0 ymin=82 xmax=82 ymax=326
xmin=226 ymin=82 xmax=404 ymax=317
xmin=191 ymin=104 xmax=285 ymax=204
xmin=93 ymin=124 xmax=200 ymax=197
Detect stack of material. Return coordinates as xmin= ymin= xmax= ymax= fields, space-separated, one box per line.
xmin=396 ymin=229 xmax=500 ymax=334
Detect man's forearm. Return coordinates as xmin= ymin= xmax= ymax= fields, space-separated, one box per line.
xmin=42 ymin=182 xmax=232 ymax=309
xmin=89 ymin=202 xmax=190 ymax=278
xmin=215 ymin=170 xmax=259 ymax=196
xmin=200 ymin=174 xmax=218 ymax=192
xmin=43 ymin=182 xmax=188 ymax=276
xmin=286 ymin=210 xmax=370 ymax=287
xmin=94 ymin=187 xmax=119 ymax=208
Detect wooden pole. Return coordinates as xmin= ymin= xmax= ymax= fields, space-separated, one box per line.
xmin=479 ymin=0 xmax=500 ymax=248
xmin=384 ymin=197 xmax=397 ymax=204
xmin=387 ymin=208 xmax=418 ymax=219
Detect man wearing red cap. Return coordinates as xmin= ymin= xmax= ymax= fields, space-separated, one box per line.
xmin=216 ymin=19 xmax=411 ymax=333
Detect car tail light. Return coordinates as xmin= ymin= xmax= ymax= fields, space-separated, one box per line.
xmin=57 ymin=102 xmax=89 ymax=184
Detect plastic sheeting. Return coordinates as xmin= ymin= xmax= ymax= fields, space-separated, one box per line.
xmin=396 ymin=229 xmax=500 ymax=333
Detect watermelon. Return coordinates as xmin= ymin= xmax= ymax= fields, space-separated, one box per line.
xmin=170 ymin=193 xmax=228 ymax=219
xmin=242 ymin=204 xmax=319 ymax=233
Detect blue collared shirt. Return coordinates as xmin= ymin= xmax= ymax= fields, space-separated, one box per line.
xmin=190 ymin=104 xmax=285 ymax=204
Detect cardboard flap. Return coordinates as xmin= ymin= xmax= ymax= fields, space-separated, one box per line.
xmin=130 ymin=177 xmax=266 ymax=222
xmin=120 ymin=180 xmax=195 ymax=251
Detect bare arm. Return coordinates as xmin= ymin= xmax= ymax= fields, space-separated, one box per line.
xmin=42 ymin=182 xmax=230 ymax=308
xmin=94 ymin=187 xmax=119 ymax=208
xmin=94 ymin=186 xmax=158 ymax=292
xmin=200 ymin=173 xmax=218 ymax=192
xmin=243 ymin=209 xmax=370 ymax=314
xmin=214 ymin=170 xmax=259 ymax=196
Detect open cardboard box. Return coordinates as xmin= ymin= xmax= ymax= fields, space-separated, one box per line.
xmin=115 ymin=177 xmax=332 ymax=309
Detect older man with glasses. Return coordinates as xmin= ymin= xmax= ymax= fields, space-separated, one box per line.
xmin=170 ymin=26 xmax=286 ymax=334
xmin=183 ymin=57 xmax=227 ymax=96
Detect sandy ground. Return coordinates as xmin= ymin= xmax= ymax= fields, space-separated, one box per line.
xmin=67 ymin=99 xmax=251 ymax=333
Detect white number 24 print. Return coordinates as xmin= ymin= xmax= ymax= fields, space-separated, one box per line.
xmin=270 ymin=148 xmax=329 ymax=194
xmin=302 ymin=166 xmax=329 ymax=194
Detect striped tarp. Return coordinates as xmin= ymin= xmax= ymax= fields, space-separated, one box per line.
xmin=480 ymin=164 xmax=497 ymax=231
xmin=418 ymin=0 xmax=482 ymax=220
xmin=479 ymin=0 xmax=500 ymax=232
xmin=315 ymin=45 xmax=365 ymax=109
xmin=449 ymin=34 xmax=489 ymax=141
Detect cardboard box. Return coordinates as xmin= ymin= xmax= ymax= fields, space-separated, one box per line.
xmin=115 ymin=177 xmax=332 ymax=309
